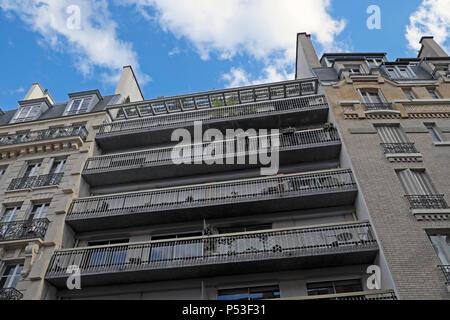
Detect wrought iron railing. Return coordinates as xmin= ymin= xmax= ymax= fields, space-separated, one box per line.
xmin=97 ymin=94 xmax=328 ymax=137
xmin=276 ymin=290 xmax=397 ymax=301
xmin=439 ymin=265 xmax=450 ymax=285
xmin=68 ymin=169 xmax=356 ymax=221
xmin=106 ymin=79 xmax=318 ymax=121
xmin=333 ymin=291 xmax=397 ymax=300
xmin=46 ymin=222 xmax=376 ymax=278
xmin=7 ymin=173 xmax=64 ymax=191
xmin=364 ymin=103 xmax=393 ymax=111
xmin=405 ymin=195 xmax=448 ymax=209
xmin=84 ymin=128 xmax=340 ymax=173
xmin=0 ymin=288 xmax=23 ymax=300
xmin=381 ymin=143 xmax=419 ymax=154
xmin=0 ymin=125 xmax=88 ymax=147
xmin=0 ymin=218 xmax=50 ymax=242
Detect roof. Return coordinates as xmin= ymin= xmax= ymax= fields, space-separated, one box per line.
xmin=0 ymin=94 xmax=120 ymax=127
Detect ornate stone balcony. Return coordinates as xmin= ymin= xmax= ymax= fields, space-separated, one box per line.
xmin=0 ymin=126 xmax=88 ymax=159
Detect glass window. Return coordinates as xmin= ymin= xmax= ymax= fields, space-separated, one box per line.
xmin=426 ymin=124 xmax=443 ymax=142
xmin=66 ymin=97 xmax=92 ymax=115
xmin=49 ymin=159 xmax=66 ymax=175
xmin=1 ymin=206 xmax=20 ymax=223
xmin=403 ymin=89 xmax=415 ymax=100
xmin=429 ymin=234 xmax=450 ymax=265
xmin=218 ymin=285 xmax=280 ymax=300
xmin=218 ymin=224 xmax=272 ymax=234
xmin=429 ymin=90 xmax=440 ymax=99
xmin=0 ymin=264 xmax=24 ymax=289
xmin=23 ymin=163 xmax=41 ymax=178
xmin=360 ymin=90 xmax=383 ymax=104
xmin=87 ymin=239 xmax=129 ymax=267
xmin=11 ymin=105 xmax=41 ymax=123
xmin=28 ymin=203 xmax=50 ymax=220
xmin=307 ymin=279 xmax=362 ymax=296
xmin=0 ymin=167 xmax=6 ymax=181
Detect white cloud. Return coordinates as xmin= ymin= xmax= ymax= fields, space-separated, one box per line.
xmin=0 ymin=0 xmax=150 ymax=85
xmin=406 ymin=0 xmax=450 ymax=52
xmin=120 ymin=0 xmax=346 ymax=85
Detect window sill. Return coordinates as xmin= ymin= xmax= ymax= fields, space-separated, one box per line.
xmin=434 ymin=141 xmax=450 ymax=146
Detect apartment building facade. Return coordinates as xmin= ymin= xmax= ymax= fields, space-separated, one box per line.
xmin=0 ymin=67 xmax=142 ymax=300
xmin=34 ymin=71 xmax=399 ymax=300
xmin=296 ymin=33 xmax=450 ymax=299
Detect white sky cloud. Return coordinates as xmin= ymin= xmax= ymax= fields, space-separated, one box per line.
xmin=406 ymin=0 xmax=450 ymax=52
xmin=121 ymin=0 xmax=346 ymax=86
xmin=0 ymin=0 xmax=150 ymax=85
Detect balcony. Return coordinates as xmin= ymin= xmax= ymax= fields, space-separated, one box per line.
xmin=67 ymin=169 xmax=358 ymax=232
xmin=0 ymin=126 xmax=88 ymax=159
xmin=381 ymin=143 xmax=419 ymax=154
xmin=0 ymin=218 xmax=50 ymax=242
xmin=277 ymin=290 xmax=397 ymax=301
xmin=439 ymin=265 xmax=450 ymax=285
xmin=45 ymin=222 xmax=378 ymax=288
xmin=0 ymin=288 xmax=23 ymax=300
xmin=0 ymin=126 xmax=88 ymax=147
xmin=83 ymin=128 xmax=341 ymax=186
xmin=96 ymin=94 xmax=329 ymax=151
xmin=7 ymin=173 xmax=63 ymax=191
xmin=405 ymin=195 xmax=448 ymax=210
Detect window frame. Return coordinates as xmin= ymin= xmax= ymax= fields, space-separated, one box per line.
xmin=11 ymin=105 xmax=41 ymax=124
xmin=65 ymin=96 xmax=93 ymax=115
xmin=0 ymin=263 xmax=24 ymax=289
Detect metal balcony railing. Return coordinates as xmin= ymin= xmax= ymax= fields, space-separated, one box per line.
xmin=0 ymin=218 xmax=50 ymax=242
xmin=439 ymin=265 xmax=450 ymax=284
xmin=106 ymin=79 xmax=318 ymax=121
xmin=381 ymin=143 xmax=419 ymax=154
xmin=97 ymin=94 xmax=328 ymax=137
xmin=0 ymin=126 xmax=88 ymax=147
xmin=7 ymin=173 xmax=64 ymax=191
xmin=0 ymin=288 xmax=23 ymax=300
xmin=364 ymin=103 xmax=393 ymax=111
xmin=46 ymin=222 xmax=376 ymax=279
xmin=276 ymin=290 xmax=397 ymax=301
xmin=333 ymin=291 xmax=397 ymax=300
xmin=68 ymin=169 xmax=356 ymax=221
xmin=84 ymin=128 xmax=340 ymax=173
xmin=405 ymin=195 xmax=448 ymax=209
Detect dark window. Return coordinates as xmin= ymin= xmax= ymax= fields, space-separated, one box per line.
xmin=218 ymin=285 xmax=280 ymax=300
xmin=307 ymin=279 xmax=362 ymax=296
xmin=218 ymin=224 xmax=272 ymax=234
xmin=28 ymin=203 xmax=50 ymax=220
xmin=0 ymin=264 xmax=24 ymax=289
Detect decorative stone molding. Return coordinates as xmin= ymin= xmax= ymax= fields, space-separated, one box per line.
xmin=413 ymin=209 xmax=450 ymax=221
xmin=21 ymin=242 xmax=40 ymax=278
xmin=0 ymin=137 xmax=84 ymax=160
xmin=385 ymin=153 xmax=423 ymax=163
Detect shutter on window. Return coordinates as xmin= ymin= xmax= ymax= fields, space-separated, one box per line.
xmin=376 ymin=126 xmax=408 ymax=143
xmin=397 ymin=169 xmax=436 ymax=195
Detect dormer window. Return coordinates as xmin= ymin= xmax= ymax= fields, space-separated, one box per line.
xmin=386 ymin=65 xmax=416 ymax=79
xmin=66 ymin=97 xmax=92 ymax=115
xmin=366 ymin=58 xmax=383 ymax=68
xmin=10 ymin=105 xmax=41 ymax=123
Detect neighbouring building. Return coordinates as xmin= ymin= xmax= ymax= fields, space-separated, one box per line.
xmin=0 ymin=67 xmax=142 ymax=300
xmin=296 ymin=33 xmax=450 ymax=299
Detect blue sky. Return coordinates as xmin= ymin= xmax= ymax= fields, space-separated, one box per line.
xmin=0 ymin=0 xmax=449 ymax=111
